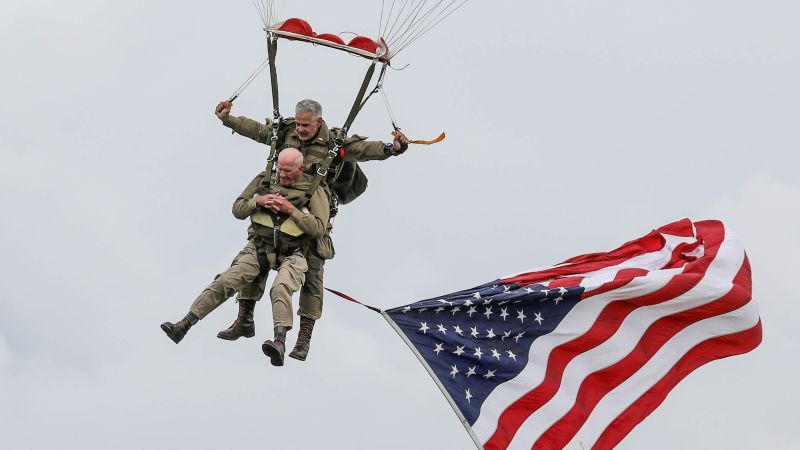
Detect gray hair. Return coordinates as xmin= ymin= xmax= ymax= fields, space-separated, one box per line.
xmin=295 ymin=99 xmax=322 ymax=119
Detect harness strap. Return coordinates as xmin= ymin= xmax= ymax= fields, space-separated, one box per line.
xmin=305 ymin=60 xmax=379 ymax=199
xmin=265 ymin=36 xmax=282 ymax=187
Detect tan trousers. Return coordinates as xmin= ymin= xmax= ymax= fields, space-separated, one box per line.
xmin=236 ymin=242 xmax=325 ymax=321
xmin=189 ymin=241 xmax=307 ymax=329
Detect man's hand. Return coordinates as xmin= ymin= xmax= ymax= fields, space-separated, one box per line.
xmin=392 ymin=130 xmax=410 ymax=153
xmin=257 ymin=194 xmax=295 ymax=214
xmin=215 ymin=101 xmax=233 ymax=120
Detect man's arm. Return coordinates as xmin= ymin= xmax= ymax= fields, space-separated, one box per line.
xmin=232 ymin=171 xmax=267 ymax=220
xmin=260 ymin=188 xmax=330 ymax=238
xmin=215 ymin=101 xmax=273 ymax=144
xmin=342 ymin=131 xmax=409 ymax=162
xmin=289 ymin=187 xmax=329 ymax=238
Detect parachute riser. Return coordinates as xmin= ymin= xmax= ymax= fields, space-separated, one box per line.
xmin=265 ymin=34 xmax=282 ymax=187
xmin=305 ymin=59 xmax=382 ymax=199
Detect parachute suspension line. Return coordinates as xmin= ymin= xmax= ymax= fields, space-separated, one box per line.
xmin=357 ymin=63 xmax=389 ymax=121
xmin=227 ymin=57 xmax=270 ymax=102
xmin=397 ymin=1 xmax=469 ymax=55
xmin=378 ymin=0 xmax=469 ymax=58
xmin=253 ymin=0 xmax=285 ymax=28
xmin=385 ymin=0 xmax=428 ymax=48
xmin=342 ymin=61 xmax=379 ymax=134
xmin=384 ymin=0 xmax=431 ymax=50
xmin=383 ymin=0 xmax=413 ymax=44
xmin=394 ymin=0 xmax=468 ymax=55
xmin=252 ymin=0 xmax=267 ymax=27
xmin=379 ymin=85 xmax=401 ymax=132
xmin=265 ymin=35 xmax=282 ymax=187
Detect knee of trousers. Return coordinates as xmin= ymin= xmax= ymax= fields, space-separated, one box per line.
xmin=298 ymin=293 xmax=323 ymax=320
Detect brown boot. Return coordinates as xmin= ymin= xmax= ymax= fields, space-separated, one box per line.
xmin=261 ymin=326 xmax=288 ymax=366
xmin=217 ymin=299 xmax=256 ymax=340
xmin=289 ymin=316 xmax=315 ymax=361
xmin=160 ymin=312 xmax=198 ymax=344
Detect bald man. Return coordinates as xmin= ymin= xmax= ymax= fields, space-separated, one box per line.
xmin=161 ymin=149 xmax=329 ymax=366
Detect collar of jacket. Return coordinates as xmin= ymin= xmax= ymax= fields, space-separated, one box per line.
xmin=309 ymin=120 xmax=330 ymax=146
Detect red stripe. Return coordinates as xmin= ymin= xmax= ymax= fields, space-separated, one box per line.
xmin=482 ymin=221 xmax=725 ymax=450
xmin=503 ymin=219 xmax=702 ymax=289
xmin=532 ymin=258 xmax=752 ymax=449
xmin=592 ymin=321 xmax=762 ymax=450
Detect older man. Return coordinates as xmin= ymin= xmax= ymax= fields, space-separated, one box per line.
xmin=214 ymin=98 xmax=408 ymax=361
xmin=161 ymin=148 xmax=328 ymax=366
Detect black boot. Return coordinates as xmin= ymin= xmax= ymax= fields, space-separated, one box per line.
xmin=289 ymin=316 xmax=315 ymax=361
xmin=262 ymin=325 xmax=288 ymax=366
xmin=217 ymin=299 xmax=256 ymax=340
xmin=160 ymin=312 xmax=198 ymax=344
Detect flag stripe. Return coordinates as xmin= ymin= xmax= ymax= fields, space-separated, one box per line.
xmin=472 ymin=268 xmax=683 ymax=443
xmin=532 ymin=260 xmax=752 ymax=449
xmin=504 ymin=222 xmax=739 ymax=450
xmin=477 ymin=221 xmax=727 ymax=448
xmin=586 ymin=317 xmax=762 ymax=450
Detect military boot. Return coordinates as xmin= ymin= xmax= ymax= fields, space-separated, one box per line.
xmin=261 ymin=325 xmax=288 ymax=366
xmin=217 ymin=299 xmax=256 ymax=340
xmin=160 ymin=312 xmax=199 ymax=344
xmin=288 ymin=316 xmax=315 ymax=361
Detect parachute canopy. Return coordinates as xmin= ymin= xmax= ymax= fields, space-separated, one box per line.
xmin=269 ymin=18 xmax=390 ymax=62
xmin=253 ymin=0 xmax=469 ymax=63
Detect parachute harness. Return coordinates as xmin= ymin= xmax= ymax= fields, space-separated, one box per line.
xmin=265 ymin=35 xmax=283 ymax=187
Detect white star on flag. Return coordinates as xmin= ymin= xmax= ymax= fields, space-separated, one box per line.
xmin=450 ymin=365 xmax=459 ymax=378
xmin=500 ymin=307 xmax=509 ymax=320
xmin=506 ymin=350 xmax=517 ymax=361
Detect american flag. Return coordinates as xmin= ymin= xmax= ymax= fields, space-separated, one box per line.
xmin=383 ymin=219 xmax=761 ymax=450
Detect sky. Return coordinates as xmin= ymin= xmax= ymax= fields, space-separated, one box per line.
xmin=1 ymin=1 xmax=798 ymax=448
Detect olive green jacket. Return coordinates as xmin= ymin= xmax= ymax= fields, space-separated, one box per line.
xmin=233 ymin=172 xmax=329 ymax=242
xmin=221 ymin=115 xmax=399 ymax=169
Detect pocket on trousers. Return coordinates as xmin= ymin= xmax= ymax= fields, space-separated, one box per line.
xmin=315 ymin=234 xmax=335 ymax=260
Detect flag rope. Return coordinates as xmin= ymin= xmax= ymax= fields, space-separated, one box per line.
xmin=324 ymin=287 xmax=383 ymax=313
xmin=325 ymin=285 xmax=483 ymax=449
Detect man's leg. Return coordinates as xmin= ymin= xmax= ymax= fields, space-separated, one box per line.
xmin=290 ymin=250 xmax=324 ymax=360
xmin=161 ymin=241 xmax=263 ymax=344
xmin=217 ymin=262 xmax=268 ymax=340
xmin=262 ymin=251 xmax=308 ymax=366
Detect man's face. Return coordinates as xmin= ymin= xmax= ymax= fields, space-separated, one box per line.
xmin=277 ymin=160 xmax=304 ymax=187
xmin=295 ymin=111 xmax=322 ymax=142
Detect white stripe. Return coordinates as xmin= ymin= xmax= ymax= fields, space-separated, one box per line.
xmin=566 ymin=299 xmax=760 ymax=449
xmin=500 ymin=232 xmax=695 ymax=282
xmin=577 ymin=234 xmax=698 ymax=292
xmin=505 ymin=233 xmax=744 ymax=449
xmin=471 ymin=267 xmax=683 ymax=442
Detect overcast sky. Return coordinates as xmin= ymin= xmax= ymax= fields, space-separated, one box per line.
xmin=1 ymin=1 xmax=798 ymax=449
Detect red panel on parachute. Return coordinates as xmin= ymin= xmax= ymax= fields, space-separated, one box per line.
xmin=347 ymin=36 xmax=379 ymax=54
xmin=315 ymin=33 xmax=346 ymax=45
xmin=276 ymin=18 xmax=314 ymax=38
